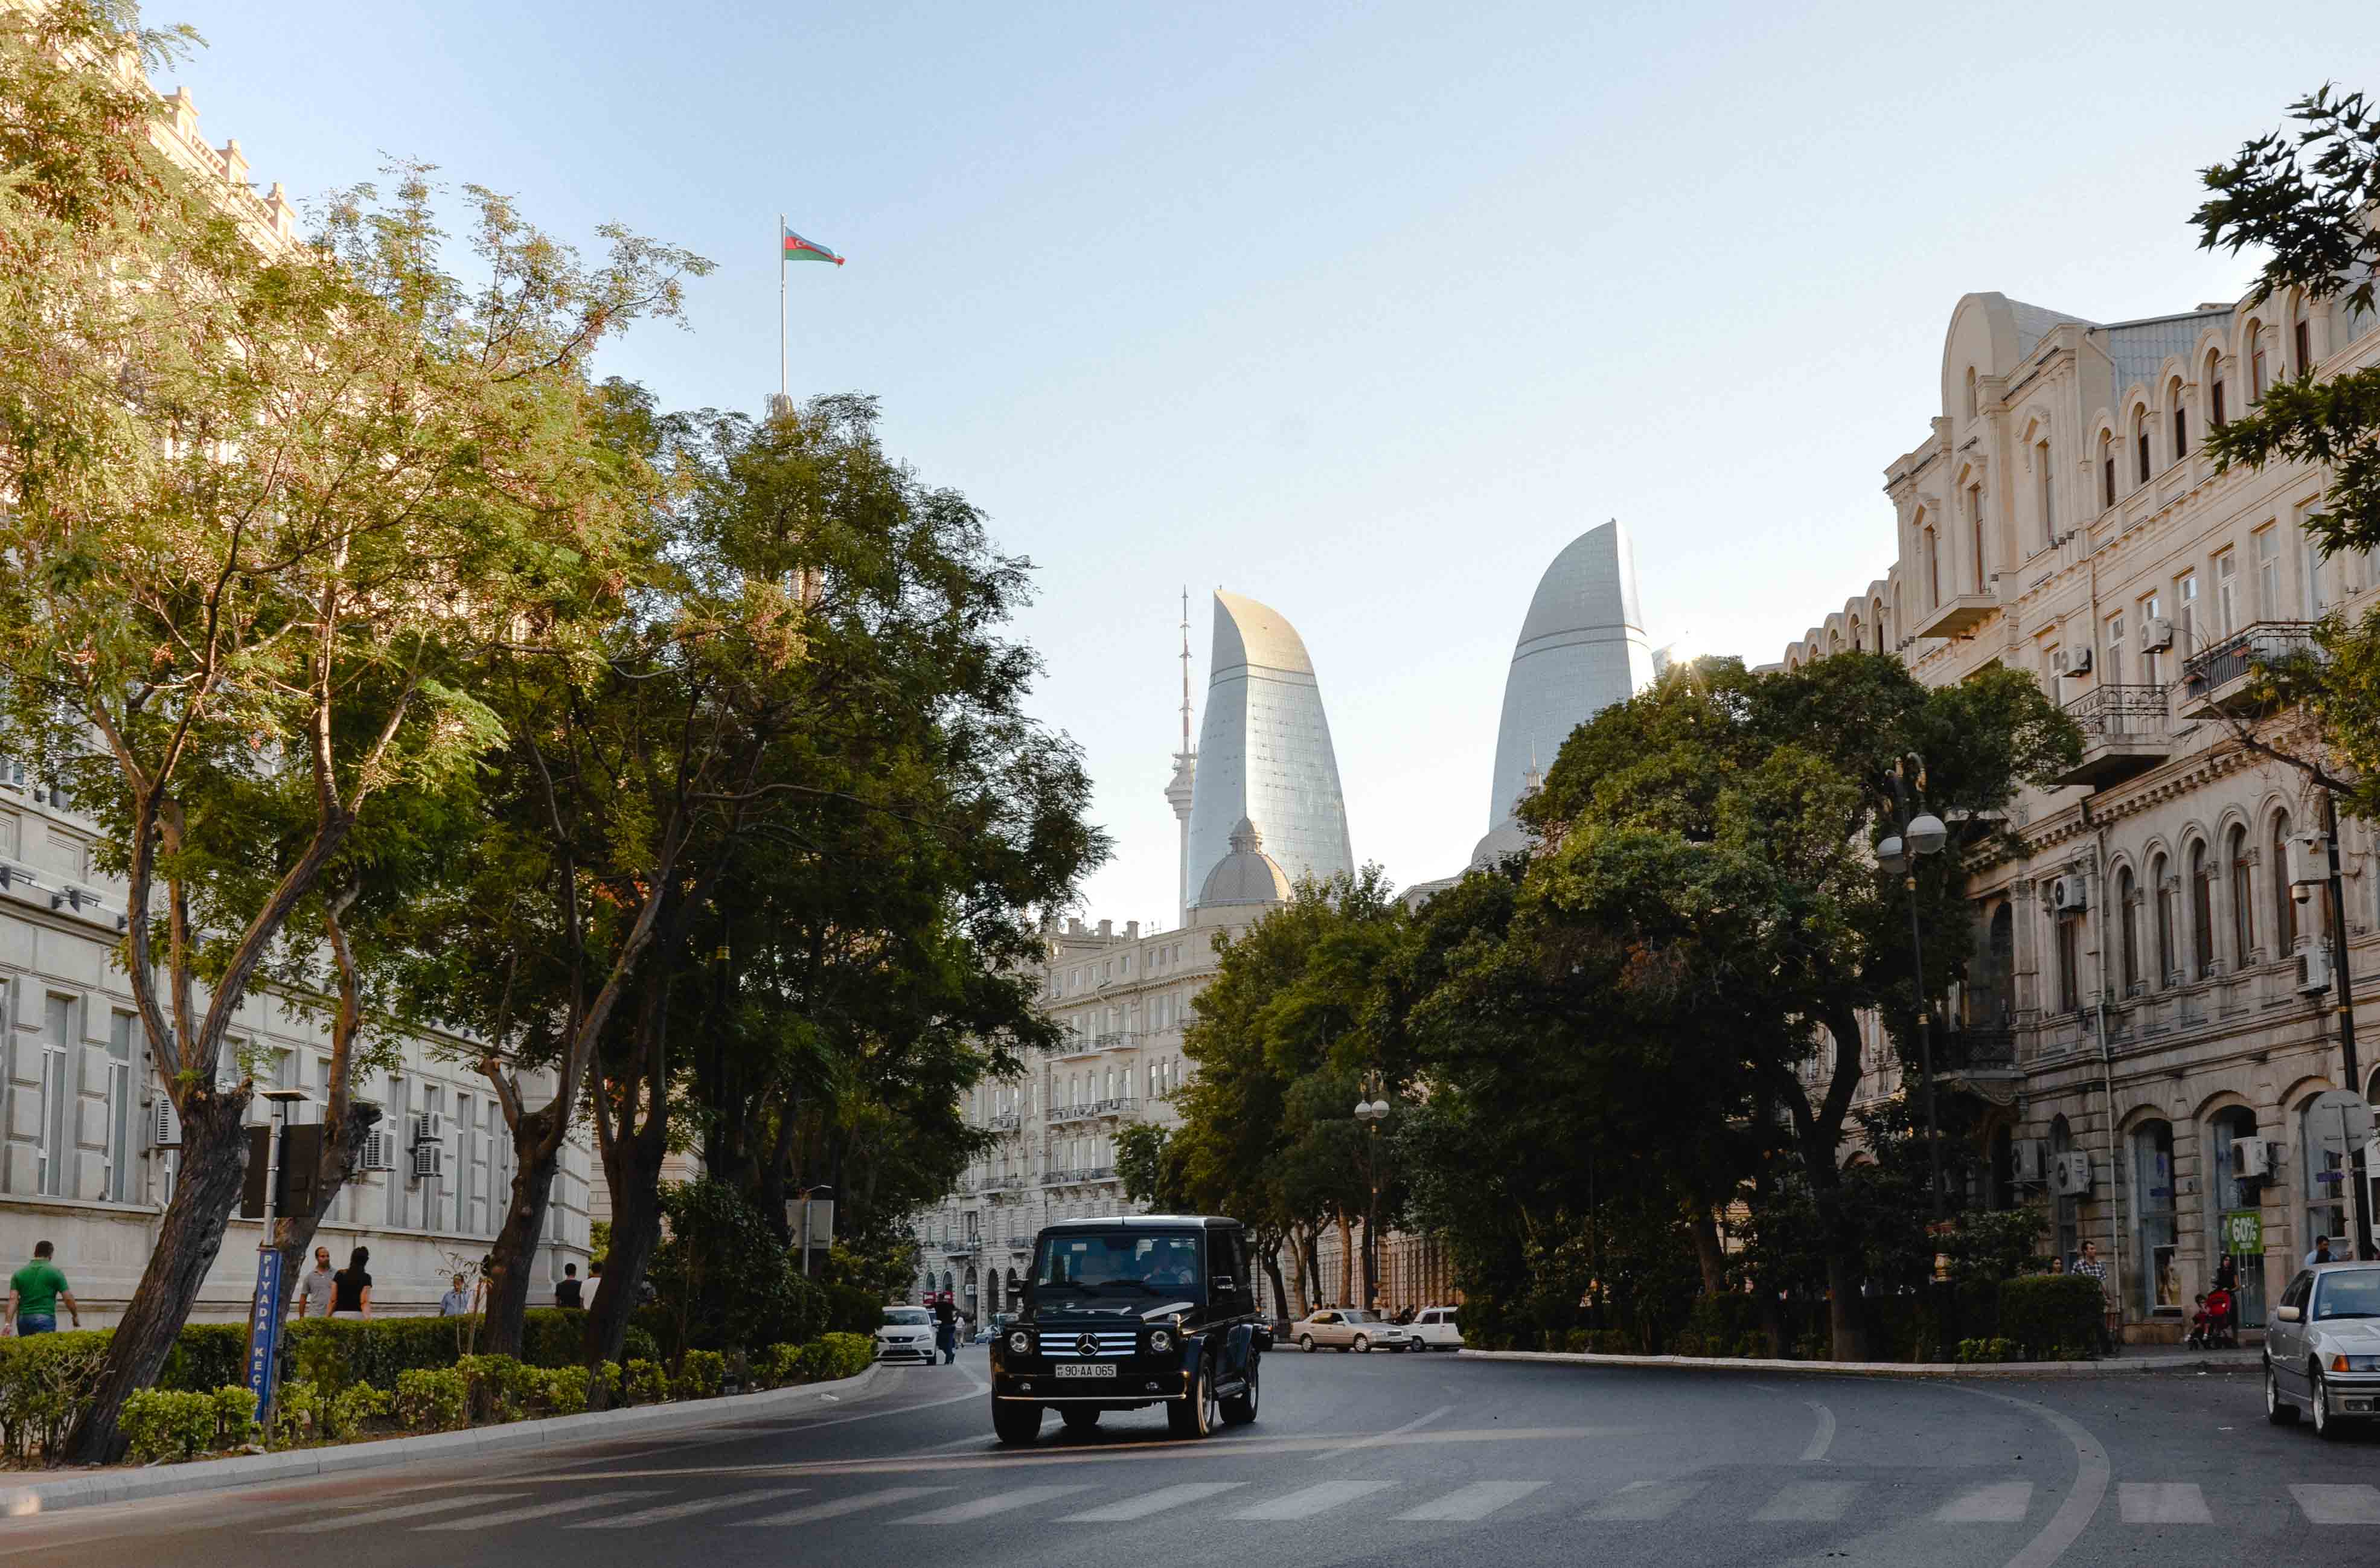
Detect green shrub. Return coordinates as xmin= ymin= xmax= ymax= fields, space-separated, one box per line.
xmin=158 ymin=1324 xmax=247 ymax=1393
xmin=625 ymin=1311 xmax=673 ymax=1366
xmin=213 ymin=1385 xmax=260 ymax=1447
xmin=753 ymin=1343 xmax=798 ymax=1388
xmin=1998 ymin=1274 xmax=2105 ymax=1359
xmin=321 ymin=1383 xmax=392 ymax=1441
xmin=1563 ymin=1328 xmax=1593 ymax=1353
xmin=283 ymin=1316 xmax=481 ymax=1391
xmin=541 ymin=1365 xmax=590 ymax=1415
xmin=674 ymin=1349 xmax=726 ymax=1400
xmin=271 ymin=1378 xmax=319 ymax=1445
xmin=593 ymin=1360 xmax=623 ymax=1407
xmin=0 ymin=1328 xmax=112 ymax=1464
xmin=520 ymin=1308 xmax=589 ymax=1369
xmin=121 ymin=1389 xmax=219 ymax=1462
xmin=818 ymin=1282 xmax=881 ymax=1337
xmin=395 ymin=1367 xmax=469 ymax=1431
xmin=1954 ymin=1337 xmax=2018 ymax=1364
xmin=622 ymin=1358 xmax=669 ymax=1405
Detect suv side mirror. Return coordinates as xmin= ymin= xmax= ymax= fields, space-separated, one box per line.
xmin=1211 ymin=1275 xmax=1236 ymax=1296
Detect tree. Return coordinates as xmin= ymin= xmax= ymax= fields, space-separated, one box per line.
xmin=0 ymin=10 xmax=706 ymax=1459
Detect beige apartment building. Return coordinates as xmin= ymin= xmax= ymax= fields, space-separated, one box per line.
xmin=1775 ymin=280 xmax=2380 ymax=1342
xmin=0 ymin=51 xmax=595 ymax=1322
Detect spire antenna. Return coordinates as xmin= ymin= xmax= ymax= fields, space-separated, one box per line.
xmin=1179 ymin=585 xmax=1193 ymax=755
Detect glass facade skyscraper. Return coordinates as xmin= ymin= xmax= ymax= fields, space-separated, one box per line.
xmin=1186 ymin=590 xmax=1353 ymax=903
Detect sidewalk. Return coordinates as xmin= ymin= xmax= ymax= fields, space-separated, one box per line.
xmin=1459 ymin=1346 xmax=2262 ymax=1380
xmin=1 ymin=1363 xmax=883 ymax=1519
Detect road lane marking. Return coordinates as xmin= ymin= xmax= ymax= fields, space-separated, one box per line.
xmin=2291 ymin=1483 xmax=2380 ymax=1524
xmin=1062 ymin=1482 xmax=1246 ymax=1521
xmin=1948 ymin=1382 xmax=2108 ymax=1568
xmin=1312 ymin=1403 xmax=1454 ymax=1462
xmin=1799 ymin=1401 xmax=1835 ymax=1462
xmin=266 ymin=1494 xmax=530 ymax=1533
xmin=2118 ymin=1482 xmax=2211 ymax=1525
xmin=734 ymin=1486 xmax=947 ymax=1526
xmin=1394 ymin=1480 xmax=1547 ymax=1522
xmin=1230 ymin=1478 xmax=1398 ymax=1521
xmin=1937 ymin=1482 xmax=2033 ymax=1523
xmin=1581 ymin=1479 xmax=1704 ymax=1521
xmin=898 ymin=1485 xmax=1097 ymax=1523
xmin=1753 ymin=1481 xmax=1856 ymax=1522
xmin=419 ymin=1493 xmax=657 ymax=1530
xmin=565 ymin=1488 xmax=808 ymax=1528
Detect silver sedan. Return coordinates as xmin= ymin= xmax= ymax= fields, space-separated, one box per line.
xmin=1290 ymin=1308 xmax=1419 ymax=1353
xmin=2264 ymin=1262 xmax=2380 ymax=1438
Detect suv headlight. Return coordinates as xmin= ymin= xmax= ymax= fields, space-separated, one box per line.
xmin=1149 ymin=1328 xmax=1176 ymax=1353
xmin=1006 ymin=1329 xmax=1032 ymax=1355
xmin=2330 ymin=1353 xmax=2380 ymax=1372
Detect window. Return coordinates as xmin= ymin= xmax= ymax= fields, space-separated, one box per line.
xmin=2100 ymin=430 xmax=2116 ymax=509
xmin=2036 ymin=443 xmax=2053 ymax=548
xmin=2272 ymin=813 xmax=2298 ymax=955
xmin=1968 ymin=485 xmax=1987 ymax=587
xmin=105 ymin=1012 xmax=134 ymax=1203
xmin=2135 ymin=406 xmax=2151 ymax=484
xmin=2118 ymin=867 xmax=2140 ymax=993
xmin=2177 ymin=572 xmax=2198 ymax=656
xmin=39 ymin=994 xmax=74 ymax=1198
xmin=2215 ymin=550 xmax=2238 ymax=637
xmin=2190 ymin=840 xmax=2216 ymax=976
xmin=2105 ymin=612 xmax=2125 ymax=688
xmin=2132 ymin=1120 xmax=2179 ymax=1316
xmin=1966 ymin=365 xmax=1979 ymax=418
xmin=2170 ymin=379 xmax=2188 ymax=459
xmin=2207 ymin=1109 xmax=2269 ymax=1328
xmin=2305 ymin=1095 xmax=2349 ymax=1256
xmin=2229 ymin=825 xmax=2254 ymax=965
xmin=1922 ymin=520 xmax=1940 ymax=607
xmin=2295 ymin=315 xmax=2312 ymax=376
xmin=2141 ymin=593 xmax=2164 ymax=686
xmin=2050 ymin=1116 xmax=2079 ymax=1262
xmin=2055 ymin=909 xmax=2081 ymax=1013
xmin=2153 ymin=852 xmax=2177 ymax=982
xmin=2256 ymin=526 xmax=2282 ymax=620
xmin=2209 ymin=351 xmax=2227 ymax=427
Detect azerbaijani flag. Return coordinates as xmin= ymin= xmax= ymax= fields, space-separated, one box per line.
xmin=782 ymin=225 xmax=845 ymax=266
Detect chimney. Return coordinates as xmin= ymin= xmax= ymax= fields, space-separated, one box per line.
xmin=1066 ymin=918 xmax=1084 ymax=935
xmin=218 ymin=138 xmax=248 ymax=187
xmin=1096 ymin=918 xmax=1112 ymax=939
xmin=162 ymin=87 xmax=197 ymax=142
xmin=264 ymin=181 xmax=295 ymax=240
xmin=1124 ymin=921 xmax=1139 ymax=939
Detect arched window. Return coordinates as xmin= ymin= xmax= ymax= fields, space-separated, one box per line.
xmin=2049 ymin=1115 xmax=2079 ymax=1263
xmin=1987 ymin=904 xmax=2015 ymax=1025
xmin=2170 ymin=377 xmax=2189 ymax=460
xmin=2295 ymin=310 xmax=2313 ymax=375
xmin=2036 ymin=439 xmax=2054 ymax=548
xmin=1966 ymin=365 xmax=1979 ymax=418
xmin=2208 ymin=1107 xmax=2268 ymax=1328
xmin=2131 ymin=1119 xmax=2178 ymax=1317
xmin=2271 ymin=812 xmax=2298 ymax=955
xmin=2055 ymin=901 xmax=2081 ymax=1013
xmin=2304 ymin=1094 xmax=2349 ymax=1256
xmin=2118 ymin=866 xmax=2140 ymax=993
xmin=1871 ymin=598 xmax=1885 ymax=652
xmin=2208 ymin=350 xmax=2227 ymax=428
xmin=2100 ymin=429 xmax=2115 ymax=510
xmin=2190 ymin=840 xmax=2216 ymax=977
xmin=2152 ymin=852 xmax=2176 ymax=982
xmin=1924 ymin=521 xmax=1941 ymax=608
xmin=2248 ymin=320 xmax=2268 ymax=400
xmin=2229 ymin=825 xmax=2255 ymax=965
xmin=2134 ymin=406 xmax=2152 ymax=484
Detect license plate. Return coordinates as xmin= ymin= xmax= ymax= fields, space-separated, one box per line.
xmin=1054 ymin=1362 xmax=1116 ymax=1378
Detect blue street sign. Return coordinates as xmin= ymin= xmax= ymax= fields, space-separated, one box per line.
xmin=246 ymin=1246 xmax=285 ymax=1409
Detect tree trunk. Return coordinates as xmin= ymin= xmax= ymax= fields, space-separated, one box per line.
xmin=1336 ymin=1212 xmax=1354 ymax=1306
xmin=63 ymin=1088 xmax=250 ymax=1463
xmin=1302 ymin=1227 xmax=1322 ymax=1313
xmin=586 ymin=1130 xmax=668 ymax=1365
xmin=1823 ymin=1246 xmax=1864 ymax=1362
xmin=1259 ymin=1230 xmax=1291 ymax=1323
xmin=1687 ymin=1205 xmax=1727 ymax=1297
xmin=478 ymin=1102 xmax=564 ymax=1357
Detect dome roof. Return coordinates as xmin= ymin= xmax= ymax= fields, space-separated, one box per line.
xmin=1197 ymin=818 xmax=1291 ymax=908
xmin=1469 ymin=822 xmax=1534 ymax=871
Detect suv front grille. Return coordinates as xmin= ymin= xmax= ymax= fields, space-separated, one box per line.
xmin=1038 ymin=1330 xmax=1139 ymax=1358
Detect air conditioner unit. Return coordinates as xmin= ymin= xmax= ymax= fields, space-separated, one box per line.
xmin=2138 ymin=617 xmax=2174 ymax=653
xmin=411 ymin=1141 xmax=444 ymax=1181
xmin=2011 ymin=1138 xmax=2049 ymax=1184
xmin=2049 ymin=874 xmax=2089 ymax=913
xmin=2238 ymin=1138 xmax=2282 ymax=1180
xmin=2052 ymin=647 xmax=2093 ymax=677
xmin=2297 ymin=941 xmax=2334 ymax=994
xmin=2288 ymin=831 xmax=2331 ymax=889
xmin=410 ymin=1111 xmax=446 ymax=1147
xmin=2051 ymin=1152 xmax=2093 ymax=1196
xmin=150 ymin=1096 xmax=182 ymax=1150
xmin=359 ymin=1130 xmax=397 ymax=1173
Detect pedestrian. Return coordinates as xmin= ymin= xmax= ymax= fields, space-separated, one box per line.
xmin=329 ymin=1245 xmax=373 ymax=1321
xmin=932 ymin=1293 xmax=958 ymax=1365
xmin=6 ymin=1240 xmax=79 ymax=1337
xmin=2186 ymin=1294 xmax=2211 ymax=1349
xmin=587 ymin=1259 xmax=604 ymax=1307
xmin=2306 ymin=1235 xmax=2335 ymax=1267
xmin=293 ymin=1246 xmax=336 ymax=1319
xmin=438 ymin=1273 xmax=473 ymax=1317
xmin=2070 ymin=1241 xmax=2113 ymax=1354
xmin=2046 ymin=1255 xmax=2065 ymax=1274
xmin=555 ymin=1262 xmax=585 ymax=1310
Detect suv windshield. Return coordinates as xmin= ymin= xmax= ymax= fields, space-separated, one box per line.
xmin=2314 ymin=1269 xmax=2380 ymax=1320
xmin=1032 ymin=1230 xmax=1201 ymax=1313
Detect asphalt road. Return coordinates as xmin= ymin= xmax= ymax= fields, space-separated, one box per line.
xmin=7 ymin=1348 xmax=2379 ymax=1568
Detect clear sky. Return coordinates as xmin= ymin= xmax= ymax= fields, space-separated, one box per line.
xmin=156 ymin=1 xmax=2377 ymax=928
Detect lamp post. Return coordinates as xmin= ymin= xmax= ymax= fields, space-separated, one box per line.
xmin=1352 ymin=1074 xmax=1390 ymax=1311
xmin=1875 ymin=757 xmax=1950 ymax=1236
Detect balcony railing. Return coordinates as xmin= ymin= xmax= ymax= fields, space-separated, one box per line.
xmin=2177 ymin=621 xmax=2321 ymax=715
xmin=2052 ymin=683 xmax=2170 ymax=789
xmin=1934 ymin=1028 xmax=2016 ymax=1073
xmin=989 ymin=1112 xmax=1020 ymax=1132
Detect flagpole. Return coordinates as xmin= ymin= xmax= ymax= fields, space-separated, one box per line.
xmin=778 ymin=211 xmax=787 ymax=406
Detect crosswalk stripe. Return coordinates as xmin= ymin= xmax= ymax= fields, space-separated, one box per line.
xmin=566 ymin=1488 xmax=808 ymax=1528
xmin=419 ymin=1493 xmax=659 ymax=1530
xmin=1233 ymin=1478 xmax=1399 ymax=1522
xmin=1753 ymin=1481 xmax=1857 ymax=1522
xmin=1936 ymin=1481 xmax=2032 ymax=1523
xmin=735 ymin=1486 xmax=947 ymax=1526
xmin=1582 ymin=1479 xmax=1706 ymax=1521
xmin=1394 ymin=1480 xmax=1547 ymax=1522
xmin=1062 ymin=1482 xmax=1247 ymax=1522
xmin=898 ymin=1484 xmax=1097 ymax=1524
xmin=267 ymin=1493 xmax=529 ymax=1533
xmin=2291 ymin=1483 xmax=2380 ymax=1525
xmin=2119 ymin=1482 xmax=2212 ymax=1525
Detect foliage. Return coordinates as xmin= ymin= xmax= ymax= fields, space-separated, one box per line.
xmin=1115 ymin=1123 xmax=1171 ymax=1208
xmin=672 ymin=1349 xmax=726 ymax=1400
xmin=646 ymin=1180 xmax=823 ymax=1357
xmin=1998 ymin=1275 xmax=2107 ymax=1360
xmin=0 ymin=1328 xmax=112 ymax=1463
xmin=119 ymin=1389 xmax=222 ymax=1463
xmin=622 ymin=1358 xmax=671 ymax=1406
xmin=321 ymin=1384 xmax=393 ymax=1441
xmin=1954 ymin=1337 xmax=2019 ymax=1364
xmin=394 ymin=1367 xmax=469 ymax=1432
xmin=158 ymin=1325 xmax=246 ymax=1394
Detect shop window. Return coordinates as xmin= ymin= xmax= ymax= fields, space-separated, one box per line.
xmin=2132 ymin=1121 xmax=2179 ymax=1317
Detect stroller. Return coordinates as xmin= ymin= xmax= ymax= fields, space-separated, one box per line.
xmin=2199 ymin=1286 xmax=2239 ymax=1349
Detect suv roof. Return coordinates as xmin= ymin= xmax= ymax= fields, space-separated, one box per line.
xmin=1040 ymin=1214 xmax=1237 ymax=1230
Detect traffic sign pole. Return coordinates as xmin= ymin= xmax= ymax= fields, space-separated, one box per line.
xmin=245 ymin=1101 xmax=291 ymax=1430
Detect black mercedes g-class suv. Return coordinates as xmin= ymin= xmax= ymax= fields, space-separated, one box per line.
xmin=988 ymin=1214 xmax=1269 ymax=1444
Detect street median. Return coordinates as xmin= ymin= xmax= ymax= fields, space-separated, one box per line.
xmin=1456 ymin=1347 xmax=2261 ymax=1380
xmin=1 ymin=1362 xmax=881 ymax=1520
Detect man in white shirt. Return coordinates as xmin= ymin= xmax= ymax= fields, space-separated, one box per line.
xmin=293 ymin=1247 xmax=336 ymax=1319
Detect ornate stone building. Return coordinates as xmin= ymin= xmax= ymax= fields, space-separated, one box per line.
xmin=1774 ymin=281 xmax=2380 ymax=1342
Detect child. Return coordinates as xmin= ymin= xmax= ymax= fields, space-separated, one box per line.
xmin=2185 ymin=1293 xmax=2212 ymax=1349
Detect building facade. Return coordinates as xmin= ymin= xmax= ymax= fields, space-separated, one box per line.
xmin=0 ymin=62 xmax=594 ymax=1325
xmin=1773 ymin=282 xmax=2380 ymax=1342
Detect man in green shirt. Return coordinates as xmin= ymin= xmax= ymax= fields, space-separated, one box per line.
xmin=8 ymin=1240 xmax=80 ymax=1336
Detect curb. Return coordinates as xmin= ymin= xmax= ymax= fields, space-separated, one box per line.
xmin=1456 ymin=1349 xmax=2262 ymax=1380
xmin=1 ymin=1363 xmax=884 ymax=1518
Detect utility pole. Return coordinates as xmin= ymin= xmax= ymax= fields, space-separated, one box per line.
xmin=2322 ymin=791 xmax=2374 ymax=1261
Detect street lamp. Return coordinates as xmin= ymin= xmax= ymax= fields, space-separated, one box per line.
xmin=1353 ymin=1077 xmax=1390 ymax=1311
xmin=1876 ymin=757 xmax=1950 ymax=1246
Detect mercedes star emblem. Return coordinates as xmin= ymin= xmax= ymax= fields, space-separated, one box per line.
xmin=1076 ymin=1333 xmax=1100 ymax=1357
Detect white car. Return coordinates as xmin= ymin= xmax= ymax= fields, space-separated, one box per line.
xmin=1406 ymin=1305 xmax=1464 ymax=1351
xmin=1291 ymin=1308 xmax=1419 ymax=1353
xmin=875 ymin=1305 xmax=938 ymax=1363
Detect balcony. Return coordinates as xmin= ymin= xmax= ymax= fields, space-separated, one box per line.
xmin=2176 ymin=621 xmax=2321 ymax=717
xmin=2052 ymin=684 xmax=2171 ymax=789
xmin=1048 ymin=1105 xmax=1093 ymax=1125
xmin=1911 ymin=589 xmax=1998 ymax=640
xmin=1932 ymin=1028 xmax=2020 ymax=1093
xmin=989 ymin=1112 xmax=1020 ymax=1132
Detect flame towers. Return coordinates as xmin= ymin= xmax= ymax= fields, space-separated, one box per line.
xmin=1185 ymin=590 xmax=1353 ymax=906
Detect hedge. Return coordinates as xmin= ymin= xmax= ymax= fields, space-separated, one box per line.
xmin=1997 ymin=1273 xmax=2105 ymax=1358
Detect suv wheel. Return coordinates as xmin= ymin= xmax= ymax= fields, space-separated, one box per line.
xmin=1299 ymin=1334 xmax=1316 ymax=1354
xmin=1221 ymin=1354 xmax=1260 ymax=1425
xmin=992 ymin=1398 xmax=1042 ymax=1445
xmin=1168 ymin=1358 xmax=1219 ymax=1439
xmin=2266 ymin=1362 xmax=2298 ymax=1426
